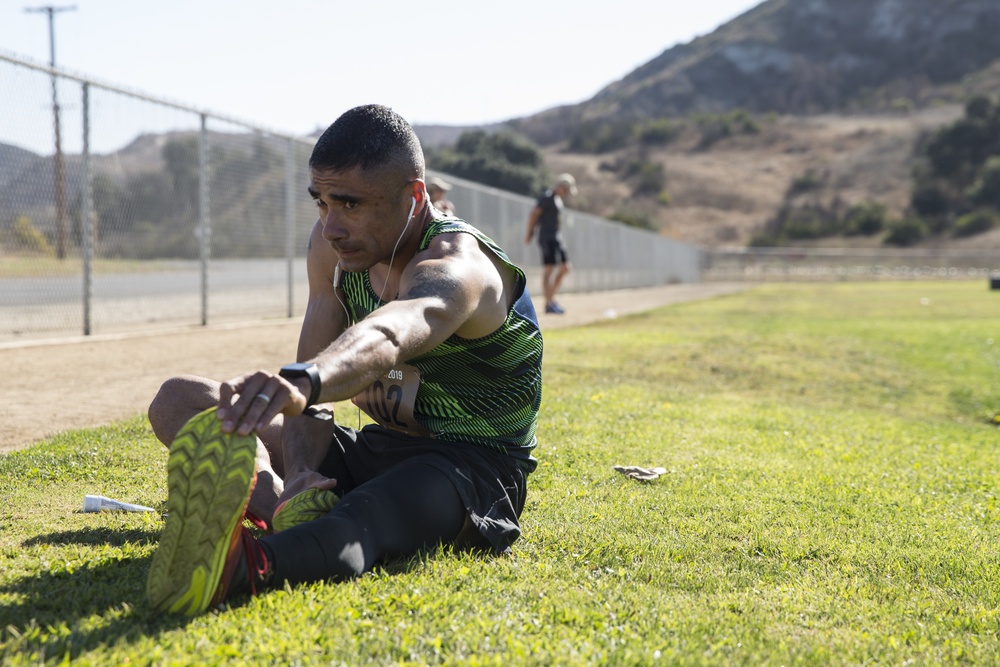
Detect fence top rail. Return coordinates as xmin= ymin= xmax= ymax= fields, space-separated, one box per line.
xmin=1 ymin=48 xmax=310 ymax=143
xmin=711 ymin=246 xmax=1000 ymax=259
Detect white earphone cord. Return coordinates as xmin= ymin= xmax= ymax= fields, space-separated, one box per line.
xmin=378 ymin=196 xmax=417 ymax=305
xmin=332 ymin=195 xmax=418 ymax=321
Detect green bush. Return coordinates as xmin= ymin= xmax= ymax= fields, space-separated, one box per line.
xmin=567 ymin=121 xmax=635 ymax=154
xmin=432 ymin=130 xmax=548 ymax=196
xmin=456 ymin=131 xmax=543 ymax=168
xmin=953 ymin=209 xmax=997 ymax=237
xmin=910 ymin=179 xmax=954 ymax=217
xmin=884 ymin=217 xmax=928 ymax=246
xmin=754 ymin=203 xmax=845 ymax=245
xmin=923 ymin=213 xmax=955 ymax=236
xmin=628 ymin=161 xmax=666 ymax=197
xmin=7 ymin=215 xmax=54 ymax=255
xmin=966 ymin=155 xmax=1000 ymax=206
xmin=788 ymin=170 xmax=824 ymax=195
xmin=754 ymin=200 xmax=890 ymax=244
xmin=608 ymin=210 xmax=656 ymax=230
xmin=782 ymin=208 xmax=839 ymax=240
xmin=694 ymin=115 xmax=733 ymax=149
xmin=965 ymin=94 xmax=994 ymax=121
xmin=844 ymin=201 xmax=887 ymax=236
xmin=923 ymin=95 xmax=1000 ymax=188
xmin=694 ymin=109 xmax=760 ymax=149
xmin=889 ymin=97 xmax=914 ymax=113
xmin=748 ymin=230 xmax=782 ymax=247
xmin=732 ymin=109 xmax=762 ymax=135
xmin=635 ymin=119 xmax=677 ymax=147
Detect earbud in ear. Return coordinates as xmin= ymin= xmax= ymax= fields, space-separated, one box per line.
xmin=406 ymin=196 xmax=417 ymax=225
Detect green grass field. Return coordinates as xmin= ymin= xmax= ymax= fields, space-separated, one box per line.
xmin=2 ymin=282 xmax=999 ymax=665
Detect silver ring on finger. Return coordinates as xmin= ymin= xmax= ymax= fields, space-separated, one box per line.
xmin=255 ymin=392 xmax=271 ymax=403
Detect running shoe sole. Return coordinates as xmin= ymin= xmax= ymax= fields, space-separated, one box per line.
xmin=146 ymin=407 xmax=258 ymax=615
xmin=271 ymin=487 xmax=339 ymax=533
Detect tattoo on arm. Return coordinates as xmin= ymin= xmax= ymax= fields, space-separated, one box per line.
xmin=403 ymin=264 xmax=461 ymax=303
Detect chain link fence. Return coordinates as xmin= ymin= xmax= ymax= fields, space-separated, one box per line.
xmin=703 ymin=247 xmax=1000 ymax=282
xmin=8 ymin=51 xmax=998 ymax=344
xmin=1 ymin=50 xmax=702 ymax=343
xmin=433 ymin=174 xmax=701 ymax=293
xmin=1 ymin=51 xmax=319 ymax=341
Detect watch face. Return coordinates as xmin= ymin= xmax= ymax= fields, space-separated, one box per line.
xmin=282 ymin=363 xmax=312 ymax=374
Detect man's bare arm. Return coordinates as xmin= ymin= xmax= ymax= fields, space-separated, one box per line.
xmin=217 ymin=234 xmax=505 ymax=436
xmin=297 ymin=220 xmax=349 ymax=361
xmin=307 ymin=232 xmax=500 ymax=402
xmin=525 ymin=205 xmax=541 ymax=244
xmin=279 ymin=220 xmax=347 ymax=485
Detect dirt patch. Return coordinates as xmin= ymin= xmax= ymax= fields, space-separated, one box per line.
xmin=0 ymin=284 xmax=749 ymax=455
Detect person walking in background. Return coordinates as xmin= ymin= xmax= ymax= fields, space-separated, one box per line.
xmin=427 ymin=176 xmax=456 ymax=216
xmin=525 ymin=173 xmax=577 ymax=314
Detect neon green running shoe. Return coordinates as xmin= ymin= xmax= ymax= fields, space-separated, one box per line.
xmin=271 ymin=487 xmax=339 ymax=533
xmin=147 ymin=407 xmax=269 ymax=615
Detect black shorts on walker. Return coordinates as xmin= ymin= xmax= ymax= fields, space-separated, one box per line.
xmin=540 ymin=238 xmax=568 ymax=266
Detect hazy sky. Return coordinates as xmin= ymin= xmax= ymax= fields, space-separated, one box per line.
xmin=1 ymin=0 xmax=762 ymax=139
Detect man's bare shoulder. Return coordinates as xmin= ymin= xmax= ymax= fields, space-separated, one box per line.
xmin=413 ymin=228 xmax=504 ymax=289
xmin=408 ymin=227 xmax=516 ymax=337
xmin=419 ymin=226 xmax=484 ymax=259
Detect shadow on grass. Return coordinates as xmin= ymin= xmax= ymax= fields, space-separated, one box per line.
xmin=22 ymin=525 xmax=159 ymax=548
xmin=1 ymin=528 xmax=190 ymax=661
xmin=1 ymin=526 xmax=480 ymax=660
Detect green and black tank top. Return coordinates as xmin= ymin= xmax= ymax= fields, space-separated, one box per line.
xmin=339 ymin=218 xmax=543 ymax=466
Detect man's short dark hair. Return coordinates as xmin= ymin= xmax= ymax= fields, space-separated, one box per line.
xmin=310 ymin=104 xmax=424 ymax=179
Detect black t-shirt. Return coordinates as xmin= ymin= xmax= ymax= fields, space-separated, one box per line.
xmin=535 ymin=189 xmax=563 ymax=242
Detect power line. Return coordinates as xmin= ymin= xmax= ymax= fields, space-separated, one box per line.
xmin=24 ymin=4 xmax=77 ymax=260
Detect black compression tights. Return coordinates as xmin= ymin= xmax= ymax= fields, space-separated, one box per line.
xmin=260 ymin=462 xmax=467 ymax=586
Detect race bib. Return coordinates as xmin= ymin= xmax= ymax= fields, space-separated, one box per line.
xmin=351 ymin=363 xmax=431 ymax=437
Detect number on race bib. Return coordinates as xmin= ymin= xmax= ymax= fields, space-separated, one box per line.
xmin=363 ymin=380 xmax=408 ymax=428
xmin=351 ymin=363 xmax=431 ymax=437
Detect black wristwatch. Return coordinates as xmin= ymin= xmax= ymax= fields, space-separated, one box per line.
xmin=279 ymin=362 xmax=322 ymax=408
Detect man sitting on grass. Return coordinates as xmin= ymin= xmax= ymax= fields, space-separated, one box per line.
xmin=145 ymin=104 xmax=543 ymax=615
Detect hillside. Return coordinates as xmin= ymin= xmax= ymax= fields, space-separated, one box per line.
xmin=541 ymin=105 xmax=990 ymax=248
xmin=513 ymin=0 xmax=1000 ymax=145
xmin=0 ymin=143 xmax=41 ymax=191
xmin=498 ymin=0 xmax=1000 ymax=248
xmin=6 ymin=0 xmax=1000 ymax=251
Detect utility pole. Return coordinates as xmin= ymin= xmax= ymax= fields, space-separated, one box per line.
xmin=25 ymin=4 xmax=76 ymax=260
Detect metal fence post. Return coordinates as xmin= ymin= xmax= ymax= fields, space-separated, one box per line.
xmin=285 ymin=136 xmax=295 ymax=318
xmin=81 ymin=81 xmax=93 ymax=336
xmin=198 ymin=113 xmax=210 ymax=326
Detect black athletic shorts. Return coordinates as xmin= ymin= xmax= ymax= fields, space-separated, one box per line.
xmin=540 ymin=238 xmax=569 ymax=266
xmin=318 ymin=423 xmax=532 ymax=554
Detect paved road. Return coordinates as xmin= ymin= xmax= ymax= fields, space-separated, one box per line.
xmin=1 ymin=259 xmax=705 ymax=342
xmin=0 ymin=260 xmax=307 ymax=341
xmin=0 ymin=282 xmax=750 ymax=454
xmin=0 ymin=260 xmax=300 ymax=306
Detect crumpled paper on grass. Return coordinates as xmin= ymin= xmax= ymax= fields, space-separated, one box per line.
xmin=613 ymin=465 xmax=668 ymax=482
